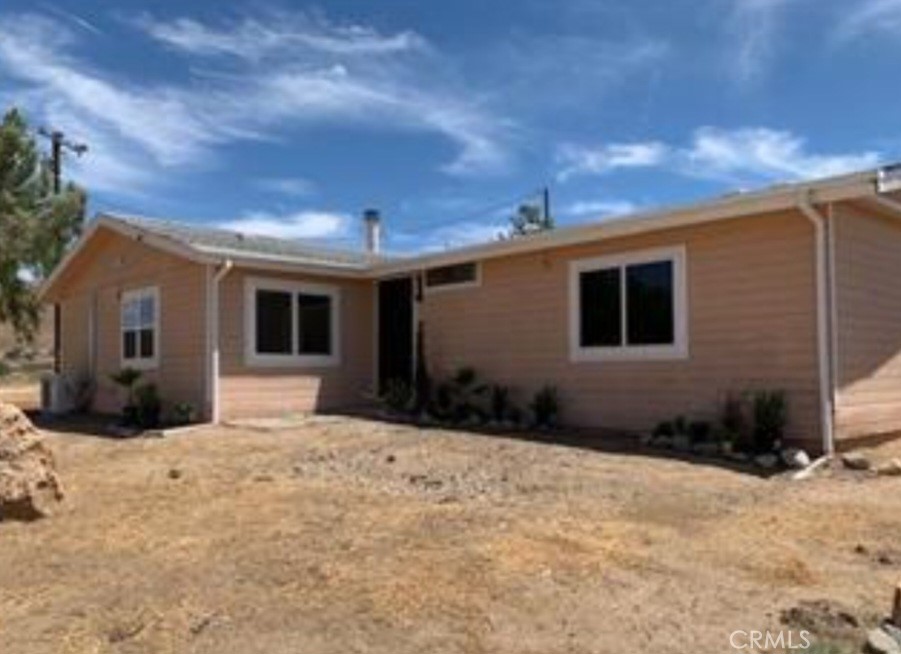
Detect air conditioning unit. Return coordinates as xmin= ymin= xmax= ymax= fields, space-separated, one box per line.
xmin=41 ymin=373 xmax=74 ymax=415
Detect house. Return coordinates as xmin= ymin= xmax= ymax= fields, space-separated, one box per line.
xmin=40 ymin=166 xmax=901 ymax=454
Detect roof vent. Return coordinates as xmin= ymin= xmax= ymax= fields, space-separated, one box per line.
xmin=878 ymin=164 xmax=901 ymax=194
xmin=363 ymin=209 xmax=381 ymax=254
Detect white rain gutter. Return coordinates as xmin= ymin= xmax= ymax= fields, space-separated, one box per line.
xmin=207 ymin=259 xmax=233 ymax=423
xmin=797 ymin=194 xmax=835 ymax=455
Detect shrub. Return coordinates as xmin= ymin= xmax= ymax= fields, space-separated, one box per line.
xmin=688 ymin=420 xmax=712 ymax=444
xmin=530 ymin=385 xmax=560 ymax=428
xmin=752 ymin=390 xmax=787 ymax=454
xmin=110 ymin=368 xmax=142 ymax=425
xmin=0 ymin=359 xmax=9 ymax=378
xmin=447 ymin=367 xmax=488 ymax=424
xmin=489 ymin=384 xmax=511 ymax=423
xmin=172 ymin=402 xmax=196 ymax=425
xmin=653 ymin=421 xmax=675 ymax=438
xmin=673 ymin=415 xmax=688 ymax=436
xmin=134 ymin=383 xmax=162 ymax=429
xmin=381 ymin=379 xmax=414 ymax=415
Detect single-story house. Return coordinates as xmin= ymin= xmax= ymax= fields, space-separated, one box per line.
xmin=40 ymin=166 xmax=901 ymax=454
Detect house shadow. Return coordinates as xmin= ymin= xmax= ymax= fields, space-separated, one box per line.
xmin=28 ymin=410 xmax=125 ymax=440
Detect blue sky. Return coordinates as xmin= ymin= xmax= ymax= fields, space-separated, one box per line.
xmin=0 ymin=0 xmax=899 ymax=253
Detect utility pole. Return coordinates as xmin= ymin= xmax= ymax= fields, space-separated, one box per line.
xmin=37 ymin=127 xmax=87 ymax=373
xmin=38 ymin=128 xmax=88 ymax=194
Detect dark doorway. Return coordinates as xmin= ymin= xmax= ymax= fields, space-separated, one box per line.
xmin=378 ymin=276 xmax=414 ymax=394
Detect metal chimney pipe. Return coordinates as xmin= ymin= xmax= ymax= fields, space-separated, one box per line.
xmin=363 ymin=209 xmax=381 ymax=254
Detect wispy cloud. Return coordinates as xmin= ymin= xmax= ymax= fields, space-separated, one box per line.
xmin=682 ymin=127 xmax=881 ymax=181
xmin=254 ymin=177 xmax=316 ymax=197
xmin=561 ymin=199 xmax=639 ymax=218
xmin=556 ymin=127 xmax=881 ymax=185
xmin=389 ymin=220 xmax=506 ymax=253
xmin=556 ymin=142 xmax=669 ymax=181
xmin=725 ymin=0 xmax=794 ymax=85
xmin=0 ymin=10 xmax=512 ymax=199
xmin=835 ymin=0 xmax=901 ymax=41
xmin=220 ymin=210 xmax=350 ymax=239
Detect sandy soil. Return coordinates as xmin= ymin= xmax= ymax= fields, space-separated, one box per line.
xmin=0 ymin=415 xmax=899 ymax=654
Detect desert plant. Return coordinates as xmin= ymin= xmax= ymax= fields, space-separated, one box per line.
xmin=110 ymin=367 xmax=142 ymax=425
xmin=0 ymin=360 xmax=9 ymax=378
xmin=530 ymin=385 xmax=560 ymax=428
xmin=653 ymin=421 xmax=675 ymax=439
xmin=172 ymin=402 xmax=195 ymax=426
xmin=134 ymin=383 xmax=162 ymax=429
xmin=381 ymin=378 xmax=414 ymax=415
xmin=673 ymin=415 xmax=688 ymax=436
xmin=688 ymin=420 xmax=712 ymax=444
xmin=752 ymin=390 xmax=787 ymax=454
xmin=489 ymin=384 xmax=511 ymax=423
xmin=447 ymin=367 xmax=488 ymax=423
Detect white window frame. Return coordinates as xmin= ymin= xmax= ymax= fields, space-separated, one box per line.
xmin=244 ymin=277 xmax=341 ymax=368
xmin=423 ymin=261 xmax=481 ymax=295
xmin=569 ymin=245 xmax=688 ymax=362
xmin=120 ymin=286 xmax=160 ymax=370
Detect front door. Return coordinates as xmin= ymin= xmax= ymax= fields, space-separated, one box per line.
xmin=377 ymin=277 xmax=414 ymax=394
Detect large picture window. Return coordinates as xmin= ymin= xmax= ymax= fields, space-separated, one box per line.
xmin=570 ymin=246 xmax=687 ymax=361
xmin=245 ymin=278 xmax=339 ymax=366
xmin=121 ymin=286 xmax=159 ymax=369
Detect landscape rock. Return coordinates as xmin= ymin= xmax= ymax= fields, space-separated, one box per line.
xmin=882 ymin=622 xmax=901 ymax=647
xmin=842 ymin=451 xmax=872 ymax=471
xmin=781 ymin=448 xmax=811 ymax=469
xmin=876 ymin=459 xmax=901 ymax=477
xmin=866 ymin=627 xmax=901 ymax=654
xmin=0 ymin=403 xmax=64 ymax=521
xmin=780 ymin=599 xmax=859 ymax=639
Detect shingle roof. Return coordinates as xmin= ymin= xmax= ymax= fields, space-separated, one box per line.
xmin=105 ymin=213 xmax=386 ymax=270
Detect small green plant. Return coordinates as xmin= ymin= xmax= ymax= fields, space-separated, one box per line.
xmin=134 ymin=383 xmax=162 ymax=429
xmin=673 ymin=415 xmax=688 ymax=436
xmin=530 ymin=385 xmax=560 ymax=428
xmin=489 ymin=384 xmax=511 ymax=423
xmin=653 ymin=421 xmax=675 ymax=438
xmin=752 ymin=390 xmax=787 ymax=453
xmin=447 ymin=367 xmax=488 ymax=424
xmin=172 ymin=402 xmax=195 ymax=425
xmin=110 ymin=367 xmax=142 ymax=425
xmin=0 ymin=360 xmax=9 ymax=377
xmin=688 ymin=420 xmax=712 ymax=444
xmin=381 ymin=379 xmax=414 ymax=415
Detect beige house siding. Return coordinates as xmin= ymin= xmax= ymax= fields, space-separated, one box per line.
xmin=833 ymin=202 xmax=901 ymax=441
xmin=217 ymin=268 xmax=374 ymax=420
xmin=420 ymin=210 xmax=822 ymax=448
xmin=53 ymin=227 xmax=208 ymax=417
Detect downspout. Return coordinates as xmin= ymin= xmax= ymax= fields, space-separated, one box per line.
xmin=797 ymin=193 xmax=835 ymax=455
xmin=207 ymin=259 xmax=233 ymax=423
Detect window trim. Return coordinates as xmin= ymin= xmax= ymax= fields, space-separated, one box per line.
xmin=244 ymin=277 xmax=341 ymax=368
xmin=569 ymin=245 xmax=688 ymax=362
xmin=120 ymin=286 xmax=160 ymax=370
xmin=423 ymin=261 xmax=481 ymax=295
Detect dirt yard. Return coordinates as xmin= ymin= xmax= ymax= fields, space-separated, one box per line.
xmin=1 ymin=416 xmax=899 ymax=654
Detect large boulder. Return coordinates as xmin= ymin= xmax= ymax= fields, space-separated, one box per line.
xmin=0 ymin=403 xmax=64 ymax=521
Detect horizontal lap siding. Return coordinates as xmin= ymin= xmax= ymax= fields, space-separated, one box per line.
xmin=54 ymin=228 xmax=207 ymax=416
xmin=218 ymin=268 xmax=373 ymax=420
xmin=421 ymin=210 xmax=821 ymax=448
xmin=834 ymin=203 xmax=901 ymax=439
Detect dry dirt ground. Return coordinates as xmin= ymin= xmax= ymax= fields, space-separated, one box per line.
xmin=1 ymin=415 xmax=899 ymax=654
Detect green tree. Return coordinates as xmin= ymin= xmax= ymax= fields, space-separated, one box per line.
xmin=0 ymin=108 xmax=85 ymax=341
xmin=505 ymin=201 xmax=554 ymax=239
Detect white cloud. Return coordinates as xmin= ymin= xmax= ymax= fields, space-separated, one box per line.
xmin=682 ymin=127 xmax=882 ymax=181
xmin=556 ymin=142 xmax=669 ymax=181
xmin=220 ymin=210 xmax=350 ymax=239
xmin=0 ymin=10 xmax=512 ymax=201
xmin=254 ymin=177 xmax=316 ymax=197
xmin=836 ymin=0 xmax=901 ymax=41
xmin=136 ymin=12 xmax=427 ymax=60
xmin=556 ymin=127 xmax=881 ymax=185
xmin=726 ymin=0 xmax=794 ymax=85
xmin=562 ymin=200 xmax=638 ymax=218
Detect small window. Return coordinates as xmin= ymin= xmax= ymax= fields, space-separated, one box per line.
xmin=424 ymin=262 xmax=479 ymax=291
xmin=570 ymin=246 xmax=687 ymax=361
xmin=245 ymin=278 xmax=340 ymax=366
xmin=121 ymin=287 xmax=159 ymax=369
